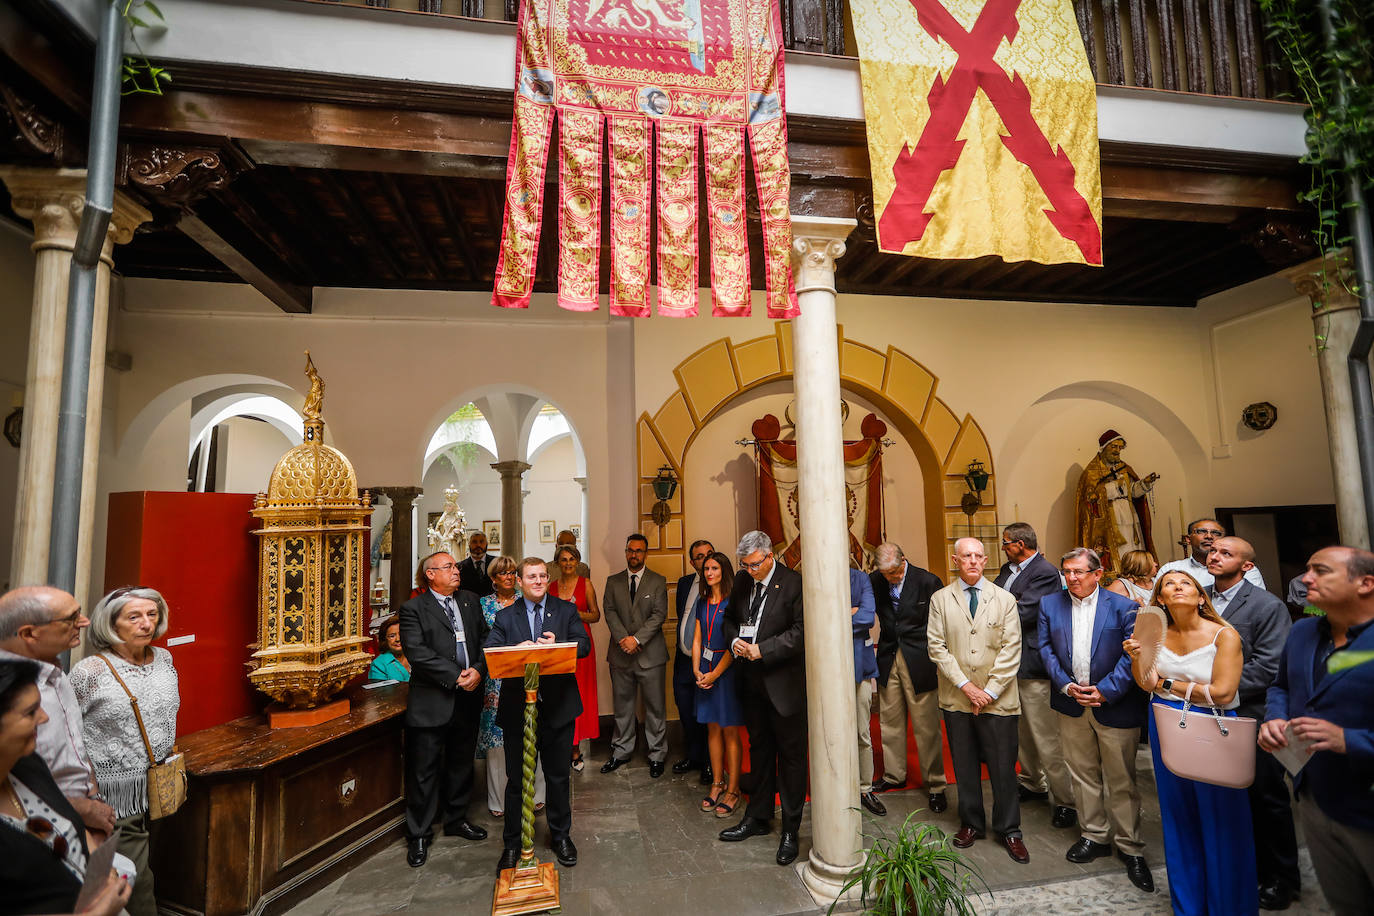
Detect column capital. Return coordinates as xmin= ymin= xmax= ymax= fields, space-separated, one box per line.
xmin=790 ymin=216 xmax=857 ymax=296
xmin=373 ymin=485 xmax=424 ymax=505
xmin=1281 ymin=249 xmax=1359 ymax=317
xmin=0 ymin=166 xmax=151 ymax=259
xmin=491 ymin=460 xmax=533 ymax=477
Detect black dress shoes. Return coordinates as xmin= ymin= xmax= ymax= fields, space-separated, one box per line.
xmin=719 ymin=817 xmax=771 ymax=842
xmin=496 ymin=847 xmax=520 ymax=873
xmin=1065 ymin=837 xmax=1113 ymax=863
xmin=672 ymin=758 xmax=699 ymax=774
xmin=776 ymin=831 xmax=800 ymax=866
xmin=1051 ymin=805 xmax=1078 ymax=829
xmin=444 ymin=819 xmax=488 ymax=841
xmin=700 ymin=764 xmax=714 ymax=786
xmin=1258 ymin=879 xmax=1297 ymax=910
xmin=600 ymin=756 xmax=630 ymax=774
xmin=1119 ymin=852 xmax=1155 ymax=893
xmin=927 ymin=792 xmax=948 ymax=814
xmin=1018 ymin=786 xmax=1049 ymax=802
xmin=874 ymin=778 xmax=906 ymax=793
xmin=407 ymin=836 xmax=430 ymax=868
xmin=860 ymin=791 xmax=888 ymax=816
xmin=550 ymin=836 xmax=578 ymax=867
xmin=649 ymin=760 xmax=665 ymax=778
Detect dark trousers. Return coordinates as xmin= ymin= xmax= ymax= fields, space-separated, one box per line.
xmin=404 ymin=698 xmax=481 ymax=840
xmin=943 ymin=709 xmax=1021 ymax=838
xmin=1250 ymin=747 xmax=1300 ymax=889
xmin=672 ymin=648 xmax=707 ymax=763
xmin=742 ymin=689 xmax=808 ymax=833
xmin=502 ymin=716 xmax=575 ymax=849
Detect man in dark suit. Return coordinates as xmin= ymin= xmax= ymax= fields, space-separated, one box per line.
xmin=718 ymin=530 xmax=806 ymax=866
xmin=601 ymin=534 xmax=670 ymax=776
xmin=994 ymin=523 xmax=1075 ymax=828
xmin=1039 ymin=547 xmax=1152 ymax=892
xmin=870 ymin=542 xmax=949 ymax=812
xmin=486 ymin=556 xmax=591 ymax=872
xmin=1208 ymin=537 xmax=1297 ymax=910
xmin=398 ymin=551 xmax=490 ymax=868
xmin=458 ymin=532 xmax=496 ymax=599
xmin=1262 ymin=546 xmax=1374 ymax=916
xmin=671 ymin=539 xmax=715 ymax=783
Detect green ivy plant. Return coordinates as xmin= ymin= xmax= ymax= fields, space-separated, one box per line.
xmin=118 ymin=0 xmax=171 ymax=95
xmin=1259 ymin=0 xmax=1372 ymax=309
xmin=829 ymin=813 xmax=988 ymax=916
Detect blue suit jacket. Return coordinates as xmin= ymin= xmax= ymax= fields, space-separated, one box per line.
xmin=1038 ymin=588 xmax=1147 ymax=728
xmin=1266 ymin=616 xmax=1374 ymax=830
xmin=486 ymin=594 xmax=590 ymax=729
xmin=850 ymin=567 xmax=878 ymax=681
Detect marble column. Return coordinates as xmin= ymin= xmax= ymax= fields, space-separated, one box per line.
xmin=0 ymin=167 xmax=149 ymax=604
xmin=791 ymin=216 xmax=862 ymax=905
xmin=492 ymin=460 xmax=532 ymax=558
xmin=377 ymin=486 xmax=423 ymax=612
xmin=1286 ymin=256 xmax=1371 ymax=548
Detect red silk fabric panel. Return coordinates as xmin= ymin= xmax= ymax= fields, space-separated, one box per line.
xmin=608 ymin=117 xmax=652 ymax=316
xmin=655 ymin=121 xmax=701 ymax=317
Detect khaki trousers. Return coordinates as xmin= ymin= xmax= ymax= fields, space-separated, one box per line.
xmin=1058 ymin=708 xmax=1143 ymax=855
xmin=877 ymin=653 xmax=947 ymax=791
xmin=1300 ymin=797 xmax=1374 ymax=916
xmin=1016 ymin=677 xmax=1074 ymax=807
xmin=855 ymin=679 xmax=875 ymax=793
xmin=115 ymin=811 xmax=156 ymax=916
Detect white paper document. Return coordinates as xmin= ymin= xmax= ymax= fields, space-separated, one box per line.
xmin=1271 ymin=723 xmax=1318 ymax=777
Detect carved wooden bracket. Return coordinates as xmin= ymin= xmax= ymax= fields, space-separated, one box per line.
xmin=1235 ymin=216 xmax=1318 ymax=268
xmin=118 ymin=143 xmax=237 ymax=212
xmin=0 ymin=84 xmax=65 ymax=162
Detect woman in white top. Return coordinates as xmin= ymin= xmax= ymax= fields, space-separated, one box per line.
xmin=1123 ymin=570 xmax=1255 ymax=916
xmin=1106 ymin=549 xmax=1157 ymax=606
xmin=71 ymin=587 xmax=181 ymax=916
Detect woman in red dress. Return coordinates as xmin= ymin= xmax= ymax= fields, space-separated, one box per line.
xmin=551 ymin=544 xmax=600 ymax=771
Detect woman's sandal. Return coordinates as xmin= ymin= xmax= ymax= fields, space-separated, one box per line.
xmin=700 ymin=781 xmax=726 ymax=812
xmin=714 ymin=790 xmax=740 ymax=818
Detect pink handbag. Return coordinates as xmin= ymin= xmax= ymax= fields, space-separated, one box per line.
xmin=1152 ymin=683 xmax=1256 ymax=789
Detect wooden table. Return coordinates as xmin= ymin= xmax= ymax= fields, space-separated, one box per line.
xmin=153 ymin=683 xmax=408 ymax=915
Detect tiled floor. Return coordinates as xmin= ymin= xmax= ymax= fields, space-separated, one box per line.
xmin=294 ymin=743 xmax=1332 ymax=916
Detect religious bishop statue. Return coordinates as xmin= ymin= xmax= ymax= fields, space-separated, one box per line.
xmin=1073 ymin=429 xmax=1159 ymax=574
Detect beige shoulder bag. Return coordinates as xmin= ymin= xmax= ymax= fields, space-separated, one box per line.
xmin=97 ymin=655 xmax=188 ymax=820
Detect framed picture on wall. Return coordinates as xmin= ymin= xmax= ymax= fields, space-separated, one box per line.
xmin=538 ymin=520 xmax=556 ymax=543
xmin=568 ymin=524 xmax=581 ymax=543
xmin=483 ymin=520 xmax=501 ymax=548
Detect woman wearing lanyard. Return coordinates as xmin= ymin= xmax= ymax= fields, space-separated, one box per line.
xmin=693 ymin=552 xmax=745 ymax=817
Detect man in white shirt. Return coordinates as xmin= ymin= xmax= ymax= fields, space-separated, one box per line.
xmin=1156 ymin=518 xmax=1265 ymax=590
xmin=0 ymin=586 xmax=115 ymax=837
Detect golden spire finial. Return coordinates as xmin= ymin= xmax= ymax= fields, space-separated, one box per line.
xmin=303 ymin=350 xmax=324 ymax=423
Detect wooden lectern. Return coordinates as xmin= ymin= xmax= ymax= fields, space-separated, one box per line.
xmin=485 ymin=642 xmax=578 ymax=916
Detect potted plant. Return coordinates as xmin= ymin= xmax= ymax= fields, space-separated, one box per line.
xmin=829 ymin=812 xmax=988 ymax=916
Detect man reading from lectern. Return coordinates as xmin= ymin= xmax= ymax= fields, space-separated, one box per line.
xmin=486 ymin=557 xmax=590 ymax=873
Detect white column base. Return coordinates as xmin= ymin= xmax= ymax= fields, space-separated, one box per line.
xmin=797 ymin=850 xmax=862 ymax=908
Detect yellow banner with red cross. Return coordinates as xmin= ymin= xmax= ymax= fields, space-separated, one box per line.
xmin=851 ymin=0 xmax=1103 ymax=265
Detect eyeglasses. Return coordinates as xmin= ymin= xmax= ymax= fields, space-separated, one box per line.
xmin=741 ymin=557 xmax=770 ymax=571
xmin=1061 ymin=568 xmax=1098 ymax=578
xmin=427 ymin=563 xmax=460 ymax=572
xmin=46 ymin=607 xmax=84 ymax=628
xmin=1192 ymin=528 xmax=1224 ymax=537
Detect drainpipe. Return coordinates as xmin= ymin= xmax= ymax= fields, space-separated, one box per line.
xmin=47 ymin=2 xmax=125 ymax=593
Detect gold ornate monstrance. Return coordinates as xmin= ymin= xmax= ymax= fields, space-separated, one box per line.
xmin=248 ymin=352 xmax=373 ymax=723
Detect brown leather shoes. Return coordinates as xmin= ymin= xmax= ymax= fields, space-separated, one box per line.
xmin=951 ymin=826 xmax=984 ymax=848
xmin=1001 ymin=834 xmax=1030 ymax=864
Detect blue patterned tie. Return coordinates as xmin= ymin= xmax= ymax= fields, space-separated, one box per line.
xmin=444 ymin=596 xmax=468 ymax=668
xmin=533 ymin=602 xmax=544 ymax=638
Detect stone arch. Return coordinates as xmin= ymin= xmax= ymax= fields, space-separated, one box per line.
xmin=635 ymin=322 xmax=998 ymax=585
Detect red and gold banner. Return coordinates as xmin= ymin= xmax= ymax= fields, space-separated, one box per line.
xmin=493 ymin=0 xmax=798 ymax=317
xmin=851 ymin=0 xmax=1103 ymax=266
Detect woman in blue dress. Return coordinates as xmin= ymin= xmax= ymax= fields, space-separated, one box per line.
xmin=693 ymin=552 xmax=744 ymax=817
xmin=367 ymin=616 xmax=410 ymax=682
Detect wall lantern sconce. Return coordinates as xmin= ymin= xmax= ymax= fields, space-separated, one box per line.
xmin=3 ymin=407 xmax=20 ymax=448
xmin=650 ymin=465 xmax=678 ymax=527
xmin=961 ymin=458 xmax=990 ymax=518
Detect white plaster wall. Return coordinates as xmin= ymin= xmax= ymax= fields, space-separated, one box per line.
xmin=219 ymin=416 xmax=296 ymax=494
xmin=0 ymin=220 xmax=36 ymax=589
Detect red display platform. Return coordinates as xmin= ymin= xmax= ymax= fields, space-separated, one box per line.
xmin=105 ymin=491 xmax=262 ymax=735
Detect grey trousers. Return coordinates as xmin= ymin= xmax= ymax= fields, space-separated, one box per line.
xmin=1301 ymin=797 xmax=1374 ymax=916
xmin=609 ymin=662 xmax=668 ymax=762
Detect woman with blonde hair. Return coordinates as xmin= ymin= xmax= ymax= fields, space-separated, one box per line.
xmin=1106 ymin=550 xmax=1157 ymax=605
xmin=1123 ymin=570 xmax=1254 ymax=915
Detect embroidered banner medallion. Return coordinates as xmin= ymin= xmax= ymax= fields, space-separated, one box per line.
xmin=493 ymin=0 xmax=799 ymax=316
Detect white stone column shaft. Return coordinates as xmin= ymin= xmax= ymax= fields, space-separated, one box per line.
xmin=493 ymin=460 xmax=532 ymax=558
xmin=791 ymin=216 xmax=862 ymax=905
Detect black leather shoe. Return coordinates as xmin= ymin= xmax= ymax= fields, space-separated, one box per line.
xmin=1051 ymin=805 xmax=1078 ymax=829
xmin=444 ymin=819 xmax=487 ymax=841
xmin=1258 ymin=879 xmax=1297 ymax=910
xmin=776 ymin=831 xmax=800 ymax=866
xmin=874 ymin=778 xmax=906 ymax=793
xmin=496 ymin=847 xmax=520 ymax=873
xmin=407 ymin=836 xmax=429 ymax=868
xmin=719 ymin=817 xmax=771 ymax=842
xmin=600 ymin=756 xmax=630 ymax=774
xmin=699 ymin=764 xmax=714 ymax=786
xmin=860 ymin=791 xmax=887 ymax=816
xmin=550 ymin=836 xmax=578 ymax=867
xmin=672 ymin=758 xmax=699 ymax=774
xmin=649 ymin=760 xmax=665 ymax=778
xmin=1018 ymin=785 xmax=1049 ymax=802
xmin=1120 ymin=852 xmax=1155 ymax=893
xmin=1065 ymin=837 xmax=1113 ymax=863
xmin=927 ymin=792 xmax=948 ymax=814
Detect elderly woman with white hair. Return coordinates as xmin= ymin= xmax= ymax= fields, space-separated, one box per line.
xmin=70 ymin=587 xmax=181 ymax=916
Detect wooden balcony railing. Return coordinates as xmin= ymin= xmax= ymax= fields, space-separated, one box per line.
xmin=319 ymin=0 xmax=1295 ymax=101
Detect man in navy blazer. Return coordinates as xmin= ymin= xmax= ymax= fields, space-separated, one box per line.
xmin=670 ymin=539 xmax=715 ymax=783
xmin=1038 ymin=547 xmax=1153 ymax=893
xmin=1262 ymin=546 xmax=1374 ymax=916
xmin=486 ymin=557 xmax=591 ymax=872
xmin=994 ymin=523 xmax=1073 ymax=826
xmin=849 ymin=565 xmax=883 ymax=816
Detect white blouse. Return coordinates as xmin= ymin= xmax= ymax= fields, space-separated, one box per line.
xmin=1154 ymin=629 xmax=1240 ymax=711
xmin=70 ymin=648 xmax=181 ymax=818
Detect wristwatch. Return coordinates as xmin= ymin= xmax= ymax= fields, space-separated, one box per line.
xmin=1160 ymin=678 xmax=1174 ymax=693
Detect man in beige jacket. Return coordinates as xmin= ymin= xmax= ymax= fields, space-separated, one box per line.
xmin=928 ymin=537 xmax=1028 ymax=864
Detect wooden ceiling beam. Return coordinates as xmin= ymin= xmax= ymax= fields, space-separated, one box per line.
xmin=177 ymin=214 xmax=312 ymax=313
